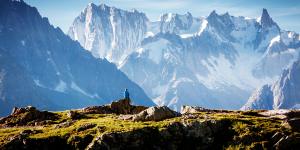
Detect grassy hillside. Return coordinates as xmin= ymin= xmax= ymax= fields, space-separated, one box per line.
xmin=0 ymin=103 xmax=300 ymax=149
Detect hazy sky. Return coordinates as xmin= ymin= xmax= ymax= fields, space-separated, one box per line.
xmin=24 ymin=0 xmax=300 ymax=33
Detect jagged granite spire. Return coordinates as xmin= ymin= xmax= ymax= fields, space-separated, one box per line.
xmin=260 ymin=8 xmax=277 ymax=28
xmin=207 ymin=10 xmax=218 ymax=20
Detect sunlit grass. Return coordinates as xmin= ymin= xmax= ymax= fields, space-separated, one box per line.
xmin=0 ymin=110 xmax=295 ymax=148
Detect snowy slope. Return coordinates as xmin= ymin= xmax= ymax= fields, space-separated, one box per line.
xmin=0 ymin=0 xmax=153 ymax=116
xmin=69 ymin=4 xmax=300 ymax=109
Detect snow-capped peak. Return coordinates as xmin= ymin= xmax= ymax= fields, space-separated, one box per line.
xmin=208 ymin=10 xmax=217 ymax=17
xmin=150 ymin=12 xmax=200 ymax=36
xmin=159 ymin=12 xmax=193 ymax=23
xmin=259 ymin=8 xmax=277 ymax=28
xmin=87 ymin=2 xmax=98 ymax=9
xmin=207 ymin=10 xmax=232 ymax=21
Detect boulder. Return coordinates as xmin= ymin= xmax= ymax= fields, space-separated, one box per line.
xmin=130 ymin=106 xmax=148 ymax=114
xmin=258 ymin=109 xmax=300 ymax=119
xmin=55 ymin=120 xmax=75 ymax=129
xmin=181 ymin=106 xmax=208 ymax=114
xmin=180 ymin=106 xmax=233 ymax=114
xmin=110 ymin=99 xmax=132 ymax=114
xmin=81 ymin=106 xmax=112 ymax=114
xmin=20 ymin=129 xmax=42 ymax=136
xmin=11 ymin=106 xmax=36 ymax=115
xmin=77 ymin=123 xmax=96 ymax=132
xmin=131 ymin=106 xmax=181 ymax=121
xmin=67 ymin=111 xmax=83 ymax=120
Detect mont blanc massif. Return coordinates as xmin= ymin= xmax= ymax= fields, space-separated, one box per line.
xmin=1 ymin=0 xmax=300 ymax=116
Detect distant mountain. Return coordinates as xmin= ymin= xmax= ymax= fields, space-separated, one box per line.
xmin=68 ymin=3 xmax=148 ymax=64
xmin=242 ymin=60 xmax=300 ymax=110
xmin=69 ymin=4 xmax=300 ymax=110
xmin=0 ymin=0 xmax=153 ymax=116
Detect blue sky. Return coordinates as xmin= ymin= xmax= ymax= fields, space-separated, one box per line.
xmin=24 ymin=0 xmax=300 ymax=33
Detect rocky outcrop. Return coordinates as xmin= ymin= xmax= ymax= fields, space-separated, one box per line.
xmin=77 ymin=123 xmax=96 ymax=132
xmin=67 ymin=111 xmax=84 ymax=120
xmin=180 ymin=105 xmax=236 ymax=115
xmin=0 ymin=99 xmax=148 ymax=127
xmin=87 ymin=119 xmax=230 ymax=150
xmin=81 ymin=99 xmax=148 ymax=115
xmin=0 ymin=106 xmax=58 ymax=127
xmin=120 ymin=106 xmax=181 ymax=121
xmin=55 ymin=120 xmax=75 ymax=129
xmin=181 ymin=106 xmax=209 ymax=114
xmin=81 ymin=106 xmax=112 ymax=114
xmin=1 ymin=105 xmax=300 ymax=149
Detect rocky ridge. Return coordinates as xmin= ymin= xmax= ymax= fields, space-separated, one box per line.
xmin=0 ymin=99 xmax=300 ymax=149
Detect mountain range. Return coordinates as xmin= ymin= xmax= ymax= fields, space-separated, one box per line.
xmin=0 ymin=0 xmax=153 ymax=116
xmin=69 ymin=4 xmax=300 ymax=110
xmin=1 ymin=0 xmax=299 ymax=115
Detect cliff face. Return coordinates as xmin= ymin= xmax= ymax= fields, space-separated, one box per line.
xmin=242 ymin=60 xmax=300 ymax=110
xmin=1 ymin=102 xmax=300 ymax=150
xmin=68 ymin=3 xmax=148 ymax=63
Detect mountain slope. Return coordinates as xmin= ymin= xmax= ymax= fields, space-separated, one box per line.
xmin=242 ymin=60 xmax=300 ymax=110
xmin=0 ymin=0 xmax=153 ymax=116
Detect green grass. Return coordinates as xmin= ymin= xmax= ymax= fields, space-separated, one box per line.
xmin=0 ymin=110 xmax=296 ymax=149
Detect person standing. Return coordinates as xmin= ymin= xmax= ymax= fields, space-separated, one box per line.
xmin=124 ymin=88 xmax=130 ymax=100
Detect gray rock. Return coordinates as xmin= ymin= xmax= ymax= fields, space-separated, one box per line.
xmin=55 ymin=120 xmax=75 ymax=129
xmin=131 ymin=106 xmax=181 ymax=121
xmin=181 ymin=105 xmax=208 ymax=114
xmin=77 ymin=123 xmax=96 ymax=132
xmin=67 ymin=111 xmax=82 ymax=120
xmin=81 ymin=99 xmax=148 ymax=115
xmin=0 ymin=106 xmax=58 ymax=126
